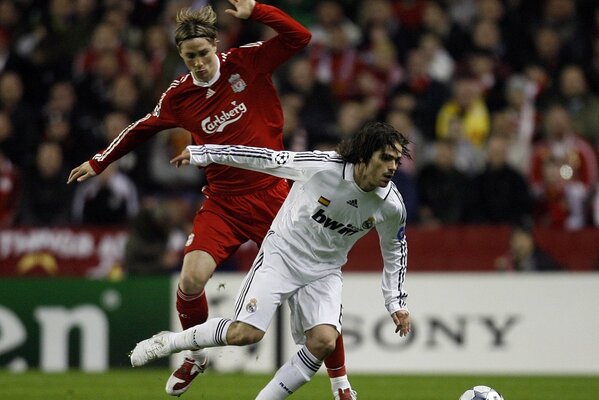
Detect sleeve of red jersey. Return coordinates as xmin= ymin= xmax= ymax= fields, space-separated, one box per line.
xmin=88 ymin=96 xmax=178 ymax=174
xmin=243 ymin=2 xmax=311 ymax=73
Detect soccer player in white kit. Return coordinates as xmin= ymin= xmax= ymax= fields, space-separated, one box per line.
xmin=130 ymin=122 xmax=412 ymax=399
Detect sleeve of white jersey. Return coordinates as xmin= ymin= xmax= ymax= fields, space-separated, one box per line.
xmin=187 ymin=144 xmax=338 ymax=182
xmin=376 ymin=205 xmax=408 ymax=315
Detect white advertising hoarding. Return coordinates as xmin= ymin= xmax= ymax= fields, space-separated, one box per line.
xmin=172 ymin=273 xmax=599 ymax=374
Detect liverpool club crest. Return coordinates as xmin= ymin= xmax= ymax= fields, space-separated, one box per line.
xmin=229 ymin=74 xmax=247 ymax=93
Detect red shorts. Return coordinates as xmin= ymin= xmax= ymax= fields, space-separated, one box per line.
xmin=184 ymin=179 xmax=289 ymax=265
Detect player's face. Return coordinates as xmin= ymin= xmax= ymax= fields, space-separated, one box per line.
xmin=178 ymin=38 xmax=218 ymax=82
xmin=361 ymin=144 xmax=402 ymax=190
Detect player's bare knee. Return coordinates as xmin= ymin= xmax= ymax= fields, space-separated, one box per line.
xmin=178 ymin=270 xmax=207 ymax=293
xmin=305 ymin=327 xmax=338 ymax=359
xmin=226 ymin=321 xmax=264 ymax=345
xmin=179 ymin=251 xmax=217 ymax=293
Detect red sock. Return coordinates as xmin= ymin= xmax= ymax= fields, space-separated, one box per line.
xmin=176 ymin=286 xmax=209 ymax=330
xmin=325 ymin=334 xmax=347 ymax=378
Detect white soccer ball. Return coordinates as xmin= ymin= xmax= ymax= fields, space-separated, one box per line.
xmin=459 ymin=385 xmax=504 ymax=400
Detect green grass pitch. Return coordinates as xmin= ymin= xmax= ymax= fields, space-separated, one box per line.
xmin=1 ymin=370 xmax=598 ymax=399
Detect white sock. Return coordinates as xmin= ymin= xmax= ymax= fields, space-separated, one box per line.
xmin=330 ymin=375 xmax=351 ymax=393
xmin=171 ymin=318 xmax=232 ymax=352
xmin=255 ymin=346 xmax=322 ymax=400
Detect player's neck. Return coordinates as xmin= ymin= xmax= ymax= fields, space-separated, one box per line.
xmin=353 ymin=163 xmax=375 ymax=192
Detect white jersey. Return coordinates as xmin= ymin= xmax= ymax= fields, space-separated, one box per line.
xmin=188 ymin=144 xmax=409 ymax=313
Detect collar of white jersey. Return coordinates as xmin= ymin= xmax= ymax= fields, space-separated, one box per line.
xmin=342 ymin=162 xmax=392 ymax=199
xmin=192 ymin=56 xmax=221 ymax=87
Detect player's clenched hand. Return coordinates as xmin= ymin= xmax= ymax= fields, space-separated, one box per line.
xmin=67 ymin=161 xmax=96 ymax=184
xmin=224 ymin=0 xmax=256 ymax=20
xmin=391 ymin=309 xmax=411 ymax=337
xmin=170 ymin=148 xmax=191 ymax=168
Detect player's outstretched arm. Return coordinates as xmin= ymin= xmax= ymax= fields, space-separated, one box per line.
xmin=224 ymin=0 xmax=256 ymax=20
xmin=67 ymin=161 xmax=97 ymax=184
xmin=391 ymin=309 xmax=411 ymax=337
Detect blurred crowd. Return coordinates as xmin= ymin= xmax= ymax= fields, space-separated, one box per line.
xmin=1 ymin=0 xmax=599 ymax=239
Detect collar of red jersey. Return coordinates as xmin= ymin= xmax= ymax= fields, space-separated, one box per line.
xmin=343 ymin=163 xmax=390 ymax=199
xmin=192 ymin=56 xmax=221 ymax=87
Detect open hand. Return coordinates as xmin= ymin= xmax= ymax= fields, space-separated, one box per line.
xmin=391 ymin=309 xmax=411 ymax=337
xmin=67 ymin=161 xmax=97 ymax=184
xmin=224 ymin=0 xmax=256 ymax=20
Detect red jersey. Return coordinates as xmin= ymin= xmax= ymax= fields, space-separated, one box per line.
xmin=89 ymin=3 xmax=311 ymax=195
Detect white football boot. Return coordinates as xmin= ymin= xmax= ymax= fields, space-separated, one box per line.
xmin=130 ymin=331 xmax=175 ymax=367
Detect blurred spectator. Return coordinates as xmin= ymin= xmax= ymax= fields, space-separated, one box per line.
xmin=108 ymin=74 xmax=146 ymax=119
xmin=555 ymin=65 xmax=599 ymax=148
xmin=419 ymin=32 xmax=454 ymax=84
xmin=385 ymin=109 xmax=422 ymax=175
xmin=96 ymin=111 xmax=152 ymax=193
xmin=530 ymin=25 xmax=568 ymax=82
xmin=469 ymin=135 xmax=533 ymax=225
xmin=392 ymin=169 xmax=419 ymax=224
xmin=421 ymin=1 xmax=470 ymax=60
xmin=309 ymin=0 xmax=361 ymax=48
xmin=395 ymin=48 xmax=449 ymax=140
xmin=499 ymin=74 xmax=537 ymax=175
xmin=124 ymin=196 xmax=191 ymax=276
xmin=0 ymin=71 xmax=37 ymax=166
xmin=280 ymin=97 xmax=309 ymax=152
xmin=495 ymin=225 xmax=564 ymax=272
xmin=443 ymin=116 xmax=485 ymax=175
xmin=71 ymin=162 xmax=139 ymax=225
xmin=356 ymin=24 xmax=403 ymax=112
xmin=417 ymin=138 xmax=469 ymax=226
xmin=0 ymin=148 xmax=19 ymax=227
xmin=148 ymin=129 xmax=204 ymax=194
xmin=469 ymin=19 xmax=504 ymax=59
xmin=436 ymin=77 xmax=491 ymax=148
xmin=536 ymin=0 xmax=585 ymax=63
xmin=533 ymin=156 xmax=587 ymax=230
xmin=523 ymin=62 xmax=553 ymax=106
xmin=331 ymin=100 xmax=367 ymax=140
xmin=0 ymin=25 xmax=32 ymax=80
xmin=309 ymin=22 xmax=364 ymax=101
xmin=279 ymin=55 xmax=338 ymax=146
xmin=142 ymin=24 xmax=182 ymax=95
xmin=530 ymin=105 xmax=598 ymax=229
xmin=75 ymin=51 xmax=123 ymax=115
xmin=42 ymin=113 xmax=80 ymax=169
xmin=42 ymin=80 xmax=98 ymax=164
xmin=460 ymin=47 xmax=509 ymax=112
xmin=18 ymin=141 xmax=72 ymax=226
xmin=74 ymin=22 xmax=128 ymax=78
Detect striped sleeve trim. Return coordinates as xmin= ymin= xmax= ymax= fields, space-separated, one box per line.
xmin=93 ymin=113 xmax=152 ymax=163
xmin=189 ymin=146 xmax=274 ymax=163
xmin=293 ymin=152 xmax=344 ymax=164
xmin=239 ymin=41 xmax=264 ymax=48
xmin=152 ymin=74 xmax=188 ymax=117
xmin=397 ymin=238 xmax=408 ymax=309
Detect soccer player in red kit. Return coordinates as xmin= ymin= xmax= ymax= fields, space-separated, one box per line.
xmin=67 ymin=0 xmax=355 ymax=398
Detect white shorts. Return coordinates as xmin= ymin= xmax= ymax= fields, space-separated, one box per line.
xmin=233 ymin=232 xmax=343 ymax=344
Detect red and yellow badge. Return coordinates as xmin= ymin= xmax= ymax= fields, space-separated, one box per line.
xmin=318 ymin=196 xmax=331 ymax=207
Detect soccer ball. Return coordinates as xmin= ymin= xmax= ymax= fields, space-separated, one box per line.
xmin=459 ymin=385 xmax=504 ymax=400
